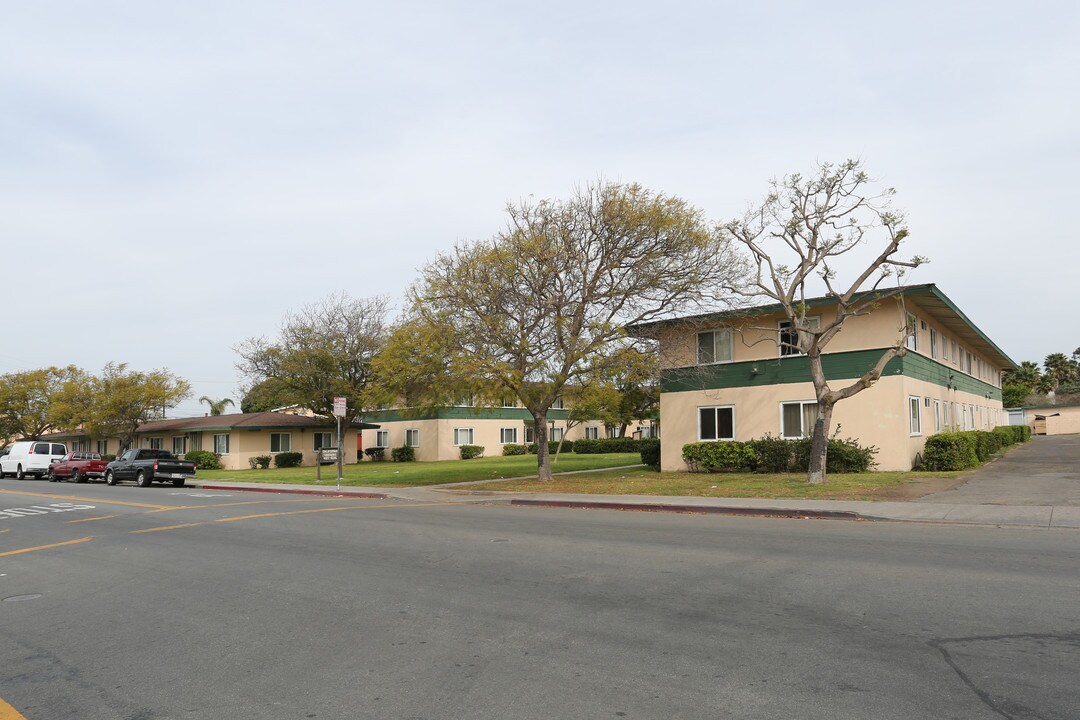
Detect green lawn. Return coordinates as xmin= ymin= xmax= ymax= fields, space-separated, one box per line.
xmin=476 ymin=466 xmax=967 ymax=501
xmin=195 ymin=453 xmax=641 ymax=487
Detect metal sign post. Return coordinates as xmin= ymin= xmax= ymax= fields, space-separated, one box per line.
xmin=333 ymin=397 xmax=347 ymax=491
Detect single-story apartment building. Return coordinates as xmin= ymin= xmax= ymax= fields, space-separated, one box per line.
xmin=1007 ymin=403 xmax=1080 ymax=436
xmin=45 ymin=412 xmax=379 ymax=471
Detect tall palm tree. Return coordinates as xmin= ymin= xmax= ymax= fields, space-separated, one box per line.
xmin=199 ymin=396 xmax=235 ymax=416
xmin=1043 ymin=353 xmax=1078 ymax=391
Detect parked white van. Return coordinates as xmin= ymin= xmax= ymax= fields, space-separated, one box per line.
xmin=0 ymin=441 xmax=69 ymax=480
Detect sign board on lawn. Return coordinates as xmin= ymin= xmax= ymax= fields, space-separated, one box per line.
xmin=333 ymin=397 xmax=347 ymax=417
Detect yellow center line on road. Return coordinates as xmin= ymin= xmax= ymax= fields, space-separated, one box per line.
xmin=0 ymin=696 xmax=27 ymax=720
xmin=66 ymin=515 xmax=116 ymax=524
xmin=129 ymin=523 xmax=206 ymax=534
xmin=0 ymin=537 xmax=93 ymax=557
xmin=144 ymin=497 xmax=335 ymax=513
xmin=0 ymin=488 xmax=168 ymax=510
xmin=217 ymin=501 xmax=451 ymax=523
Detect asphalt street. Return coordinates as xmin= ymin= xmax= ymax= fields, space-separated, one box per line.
xmin=1 ymin=479 xmax=1078 ymax=720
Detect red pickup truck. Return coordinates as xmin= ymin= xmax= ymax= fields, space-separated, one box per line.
xmin=48 ymin=452 xmax=109 ymax=483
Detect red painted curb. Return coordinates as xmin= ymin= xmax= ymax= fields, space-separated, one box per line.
xmin=196 ymin=484 xmax=388 ymax=499
xmin=508 ymin=498 xmax=865 ymax=520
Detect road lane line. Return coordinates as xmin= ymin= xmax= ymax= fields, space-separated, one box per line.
xmin=0 ymin=489 xmax=168 ymax=510
xmin=0 ymin=537 xmax=93 ymax=557
xmin=66 ymin=515 xmax=116 ymax=524
xmin=144 ymin=498 xmax=331 ymax=513
xmin=129 ymin=523 xmax=206 ymax=534
xmin=217 ymin=502 xmax=449 ymax=523
xmin=0 ymin=529 xmax=9 ymax=534
xmin=0 ymin=696 xmax=27 ymax=720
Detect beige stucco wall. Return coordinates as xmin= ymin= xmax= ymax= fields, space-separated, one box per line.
xmin=658 ymin=301 xmax=1004 ymax=389
xmin=660 ymin=376 xmax=1004 ymax=472
xmin=1027 ymin=406 xmax=1080 ymax=435
xmin=137 ymin=427 xmax=359 ymax=471
xmin=367 ymin=417 xmax=605 ymax=462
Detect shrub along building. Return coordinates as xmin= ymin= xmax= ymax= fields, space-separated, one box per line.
xmin=362 ymin=400 xmax=658 ymax=462
xmin=630 ymin=284 xmax=1017 ymax=472
xmin=44 ymin=412 xmax=379 ymax=471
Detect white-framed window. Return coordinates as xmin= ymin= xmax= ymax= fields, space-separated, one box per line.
xmin=270 ymin=432 xmax=292 ymax=453
xmin=699 ymin=406 xmax=735 ymax=441
xmin=780 ymin=401 xmax=818 ymax=439
xmin=933 ymin=400 xmax=941 ymax=433
xmin=71 ymin=440 xmax=86 ymax=451
xmin=584 ymin=426 xmax=599 ymax=440
xmin=499 ymin=427 xmax=517 ymax=444
xmin=930 ymin=328 xmax=938 ymax=359
xmin=905 ymin=313 xmax=918 ymax=351
xmin=550 ymin=427 xmax=564 ymax=443
xmin=374 ymin=431 xmax=389 ymax=448
xmin=454 ymin=396 xmax=474 ymax=407
xmin=500 ymin=398 xmax=518 ymax=408
xmin=313 ymin=432 xmax=334 ymax=451
xmin=405 ymin=429 xmax=420 ymax=447
xmin=778 ymin=317 xmax=820 ymax=356
xmin=524 ymin=426 xmax=535 ymax=444
xmin=966 ymin=352 xmax=973 ymax=375
xmin=697 ymin=328 xmax=733 ymax=365
xmin=213 ymin=434 xmax=230 ymax=454
xmin=172 ymin=436 xmax=187 ymax=456
xmin=909 ymin=396 xmax=922 ymax=435
xmin=551 ymin=398 xmax=565 ymax=409
xmin=942 ymin=336 xmax=949 ymax=361
xmin=453 ymin=428 xmax=474 ymax=446
xmin=148 ymin=437 xmax=163 ymax=450
xmin=96 ymin=439 xmax=108 ymax=455
xmin=607 ymin=426 xmax=619 ymax=439
xmin=943 ymin=401 xmax=950 ymax=428
xmin=951 ymin=340 xmax=957 ymax=363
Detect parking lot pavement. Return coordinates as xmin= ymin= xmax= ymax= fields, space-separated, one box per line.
xmin=918 ymin=435 xmax=1080 ymax=506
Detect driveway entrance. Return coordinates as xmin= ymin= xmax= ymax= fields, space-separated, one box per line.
xmin=919 ymin=435 xmax=1080 ymax=506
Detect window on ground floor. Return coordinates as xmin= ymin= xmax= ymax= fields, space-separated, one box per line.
xmin=405 ymin=429 xmax=420 ymax=447
xmin=933 ymin=400 xmax=941 ymax=433
xmin=270 ymin=432 xmax=292 ymax=453
xmin=699 ymin=406 xmax=735 ymax=441
xmin=96 ymin=439 xmax=108 ymax=455
xmin=148 ymin=437 xmax=163 ymax=450
xmin=524 ymin=426 xmax=535 ymax=444
xmin=172 ymin=436 xmax=187 ymax=456
xmin=453 ymin=428 xmax=474 ymax=446
xmin=781 ymin=401 xmax=818 ymax=439
xmin=374 ymin=431 xmax=389 ymax=448
xmin=584 ymin=426 xmax=599 ymax=440
xmin=314 ymin=432 xmax=334 ymax=450
xmin=909 ymin=396 xmax=922 ymax=436
xmin=500 ymin=427 xmax=517 ymax=444
xmin=213 ymin=434 xmax=230 ymax=454
xmin=550 ymin=427 xmax=564 ymax=443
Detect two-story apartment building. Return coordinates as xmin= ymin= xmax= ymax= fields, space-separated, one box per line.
xmin=631 ymin=284 xmax=1017 ymax=472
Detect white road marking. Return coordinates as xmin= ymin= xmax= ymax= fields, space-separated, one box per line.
xmin=168 ymin=493 xmax=232 ymax=498
xmin=0 ymin=503 xmax=95 ymax=520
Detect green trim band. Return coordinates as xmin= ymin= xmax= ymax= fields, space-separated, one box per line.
xmin=363 ymin=407 xmax=569 ymax=423
xmin=661 ymin=348 xmax=1002 ymax=401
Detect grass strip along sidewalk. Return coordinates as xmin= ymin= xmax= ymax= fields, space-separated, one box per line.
xmin=474 ymin=467 xmax=968 ymax=502
xmin=195 ymin=452 xmax=640 ymax=487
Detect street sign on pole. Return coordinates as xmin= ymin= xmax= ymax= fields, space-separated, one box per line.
xmin=333 ymin=397 xmax=347 ymax=417
xmin=332 ymin=397 xmax=347 ymax=490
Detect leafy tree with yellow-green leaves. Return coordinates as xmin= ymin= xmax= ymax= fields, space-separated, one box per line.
xmin=372 ymin=182 xmax=744 ymax=480
xmin=0 ymin=365 xmax=86 ymax=440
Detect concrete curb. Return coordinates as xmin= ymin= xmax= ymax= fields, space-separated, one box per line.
xmin=195 ymin=483 xmax=387 ymax=499
xmin=508 ymin=498 xmax=866 ymax=521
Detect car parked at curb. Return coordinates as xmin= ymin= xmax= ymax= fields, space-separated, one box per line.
xmin=0 ymin=441 xmax=69 ymax=480
xmin=104 ymin=449 xmax=197 ymax=487
xmin=48 ymin=452 xmax=109 ymax=483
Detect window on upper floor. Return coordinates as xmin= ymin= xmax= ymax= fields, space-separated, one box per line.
xmin=930 ymin=328 xmax=938 ymax=359
xmin=778 ymin=317 xmax=820 ymax=357
xmin=697 ymin=329 xmax=733 ymax=364
xmin=905 ymin=313 xmax=918 ymax=352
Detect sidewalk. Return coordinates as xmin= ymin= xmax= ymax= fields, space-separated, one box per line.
xmin=191 ymin=480 xmax=1080 ymax=529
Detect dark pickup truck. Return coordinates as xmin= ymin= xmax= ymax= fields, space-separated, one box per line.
xmin=104 ymin=449 xmax=197 ymax=488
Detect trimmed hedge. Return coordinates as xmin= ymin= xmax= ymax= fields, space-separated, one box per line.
xmin=502 ymin=443 xmax=529 ymax=456
xmin=185 ymin=450 xmax=222 ymax=470
xmin=682 ymin=435 xmax=878 ymax=474
xmin=248 ymin=454 xmax=271 ymax=469
xmin=273 ymin=451 xmax=303 ymax=468
xmin=391 ymin=445 xmax=416 ymax=462
xmin=922 ymin=426 xmax=1028 ymax=470
xmin=640 ymin=438 xmax=660 ymax=467
xmin=573 ymin=437 xmax=644 ymax=454
xmin=459 ymin=444 xmax=485 ymax=460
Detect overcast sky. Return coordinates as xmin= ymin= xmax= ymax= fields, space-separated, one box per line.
xmin=2 ymin=1 xmax=1076 ymax=417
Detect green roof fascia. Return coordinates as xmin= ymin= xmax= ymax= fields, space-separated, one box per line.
xmin=661 ymin=348 xmax=1001 ymax=401
xmin=904 ymin=285 xmax=1018 ymax=369
xmin=363 ymin=407 xmax=569 ymax=423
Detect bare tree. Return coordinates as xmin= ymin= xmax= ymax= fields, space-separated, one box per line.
xmin=723 ymin=160 xmax=926 ymax=484
xmin=373 ymin=182 xmax=744 ymax=480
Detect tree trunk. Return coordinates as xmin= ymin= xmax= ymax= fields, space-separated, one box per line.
xmin=533 ymin=411 xmax=553 ymax=481
xmin=806 ymin=403 xmax=834 ymax=485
